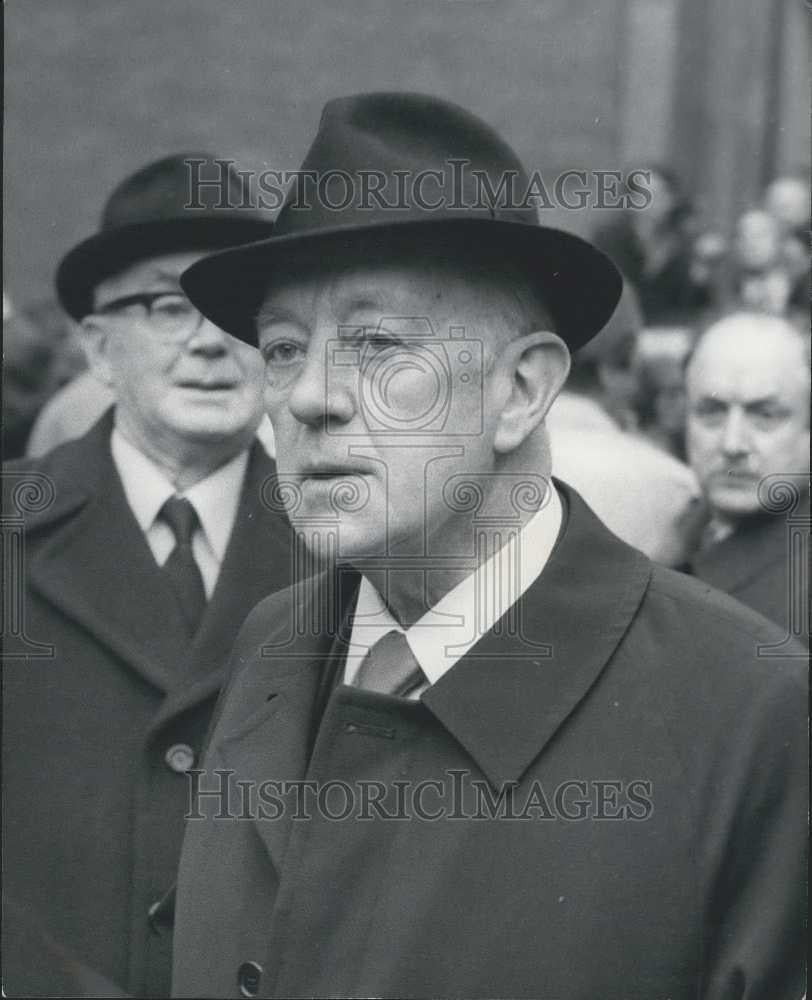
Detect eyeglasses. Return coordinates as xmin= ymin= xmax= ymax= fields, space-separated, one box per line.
xmin=94 ymin=291 xmax=205 ymax=342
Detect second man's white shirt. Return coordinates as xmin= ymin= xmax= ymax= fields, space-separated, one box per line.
xmin=110 ymin=427 xmax=248 ymax=598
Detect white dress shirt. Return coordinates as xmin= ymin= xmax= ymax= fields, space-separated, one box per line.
xmin=110 ymin=428 xmax=249 ymax=598
xmin=344 ymin=482 xmax=563 ymax=696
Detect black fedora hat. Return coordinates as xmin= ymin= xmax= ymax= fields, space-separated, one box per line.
xmin=56 ymin=153 xmax=274 ymax=320
xmin=181 ymin=92 xmax=622 ymax=351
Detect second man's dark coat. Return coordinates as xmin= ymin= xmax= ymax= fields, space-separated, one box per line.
xmin=2 ymin=411 xmax=295 ymax=997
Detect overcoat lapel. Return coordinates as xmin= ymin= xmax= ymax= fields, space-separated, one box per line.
xmin=421 ymin=483 xmax=652 ymax=788
xmin=24 ymin=417 xmax=295 ymax=711
xmin=26 ymin=412 xmax=189 ymax=690
xmin=219 ymin=660 xmax=324 ymax=870
xmin=213 ymin=487 xmax=651 ymax=865
xmin=217 ymin=570 xmax=360 ymax=871
xmin=150 ymin=444 xmax=294 ymax=730
xmin=691 ymin=513 xmax=786 ymax=597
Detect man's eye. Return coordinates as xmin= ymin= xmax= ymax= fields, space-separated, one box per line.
xmin=263 ymin=341 xmax=305 ymax=367
xmin=750 ymin=409 xmax=785 ymax=428
xmin=366 ymin=335 xmax=397 ymax=351
xmin=694 ymin=401 xmax=726 ymax=422
xmin=152 ymin=294 xmax=192 ymax=318
xmin=352 ymin=326 xmax=402 ymax=351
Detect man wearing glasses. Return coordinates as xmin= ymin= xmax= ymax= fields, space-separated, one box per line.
xmin=2 ymin=155 xmax=294 ymax=996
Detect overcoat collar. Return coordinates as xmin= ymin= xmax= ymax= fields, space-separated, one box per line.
xmin=421 ymin=483 xmax=651 ymax=786
xmin=20 ymin=410 xmax=290 ymax=718
xmin=218 ymin=571 xmax=359 ymax=867
xmin=690 ymin=495 xmax=808 ymax=598
xmin=217 ymin=483 xmax=652 ymax=821
xmin=149 ymin=438 xmax=293 ymax=730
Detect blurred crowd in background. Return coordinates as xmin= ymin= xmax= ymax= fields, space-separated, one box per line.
xmin=5 ymin=164 xmax=808 ymax=466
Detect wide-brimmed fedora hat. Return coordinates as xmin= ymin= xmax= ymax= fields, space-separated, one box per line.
xmin=181 ymin=92 xmax=623 ymax=351
xmin=56 ymin=153 xmax=274 ymax=320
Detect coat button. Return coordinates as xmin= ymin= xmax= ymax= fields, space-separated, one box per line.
xmin=237 ymin=960 xmax=263 ymax=997
xmin=164 ymin=743 xmax=195 ymax=773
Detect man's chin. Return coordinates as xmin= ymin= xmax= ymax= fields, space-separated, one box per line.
xmin=164 ymin=405 xmax=258 ymax=443
xmin=300 ymin=521 xmax=390 ymax=564
xmin=707 ymin=483 xmax=762 ymax=519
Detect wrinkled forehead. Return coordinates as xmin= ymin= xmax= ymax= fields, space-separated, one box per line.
xmin=93 ymin=251 xmax=205 ymax=307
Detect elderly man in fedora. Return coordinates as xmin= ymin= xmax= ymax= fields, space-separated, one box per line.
xmin=171 ymin=96 xmax=805 ymax=999
xmin=2 ymin=154 xmax=295 ymax=997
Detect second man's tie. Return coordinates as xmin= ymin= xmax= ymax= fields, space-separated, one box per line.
xmin=159 ymin=496 xmax=207 ymax=635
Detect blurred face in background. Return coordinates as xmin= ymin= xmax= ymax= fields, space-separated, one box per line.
xmin=734 ymin=210 xmax=781 ymax=271
xmin=638 ymin=168 xmax=679 ymax=230
xmin=764 ymin=176 xmax=809 ymax=235
xmin=685 ymin=314 xmax=810 ymax=523
xmin=83 ymin=251 xmax=265 ymax=464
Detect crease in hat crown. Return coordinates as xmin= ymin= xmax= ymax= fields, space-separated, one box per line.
xmin=180 ymin=91 xmax=623 ymax=352
xmin=56 ymin=152 xmax=274 ymax=321
xmin=272 ymin=91 xmax=539 ymax=235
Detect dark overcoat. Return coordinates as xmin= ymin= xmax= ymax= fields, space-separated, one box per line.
xmin=691 ymin=492 xmax=810 ymax=647
xmin=171 ymin=484 xmax=806 ymax=1000
xmin=2 ymin=411 xmax=295 ymax=997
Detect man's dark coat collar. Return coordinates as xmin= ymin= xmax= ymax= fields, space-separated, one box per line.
xmin=691 ymin=493 xmax=810 ymax=597
xmin=12 ymin=409 xmax=289 ymax=722
xmin=421 ymin=484 xmax=651 ymax=786
xmin=219 ymin=482 xmax=652 ymax=807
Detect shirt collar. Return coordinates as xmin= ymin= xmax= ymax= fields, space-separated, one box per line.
xmin=346 ymin=482 xmax=563 ymax=687
xmin=110 ymin=426 xmax=249 ymax=560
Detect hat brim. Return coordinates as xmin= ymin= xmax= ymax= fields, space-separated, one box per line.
xmin=180 ymin=218 xmax=623 ymax=352
xmin=56 ymin=216 xmax=275 ymax=320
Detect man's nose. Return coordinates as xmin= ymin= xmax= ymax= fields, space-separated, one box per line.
xmin=185 ymin=315 xmax=230 ymax=356
xmin=720 ymin=408 xmax=750 ymax=457
xmin=287 ymin=341 xmax=355 ymax=428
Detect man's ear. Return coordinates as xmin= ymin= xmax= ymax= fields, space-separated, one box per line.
xmin=78 ymin=315 xmax=117 ymax=388
xmin=492 ymin=330 xmax=570 ymax=454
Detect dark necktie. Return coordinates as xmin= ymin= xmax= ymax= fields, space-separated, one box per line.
xmin=354 ymin=630 xmax=425 ymax=697
xmin=159 ymin=496 xmax=207 ymax=635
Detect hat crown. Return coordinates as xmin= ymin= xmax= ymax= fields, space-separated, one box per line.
xmin=56 ymin=152 xmax=274 ymax=320
xmin=100 ymin=153 xmax=250 ymax=230
xmin=179 ymin=91 xmax=623 ymax=351
xmin=274 ymin=91 xmax=538 ymax=236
